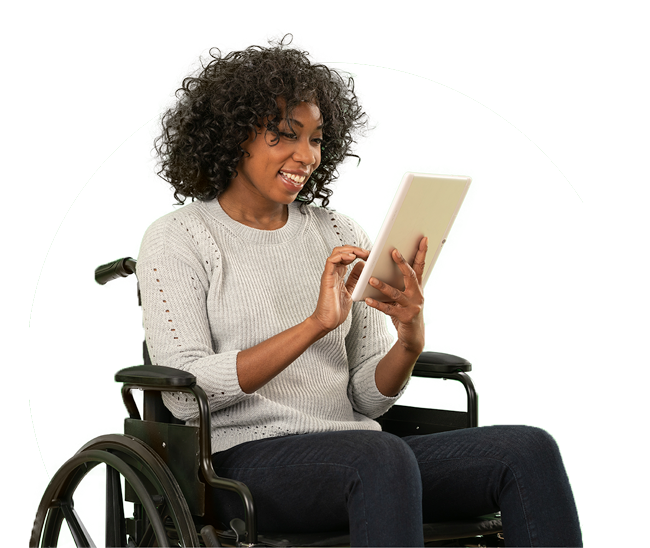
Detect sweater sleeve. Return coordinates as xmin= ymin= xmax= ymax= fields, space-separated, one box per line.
xmin=136 ymin=212 xmax=251 ymax=421
xmin=342 ymin=216 xmax=404 ymax=418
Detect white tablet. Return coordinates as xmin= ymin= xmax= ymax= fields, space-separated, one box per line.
xmin=351 ymin=172 xmax=472 ymax=302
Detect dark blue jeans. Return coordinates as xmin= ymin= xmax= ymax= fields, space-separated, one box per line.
xmin=211 ymin=425 xmax=582 ymax=547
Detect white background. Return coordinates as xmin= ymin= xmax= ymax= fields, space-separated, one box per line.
xmin=3 ymin=1 xmax=649 ymax=546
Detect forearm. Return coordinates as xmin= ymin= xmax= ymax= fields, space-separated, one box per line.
xmin=374 ymin=341 xmax=423 ymax=397
xmin=365 ymin=239 xmax=429 ymax=398
xmin=237 ymin=244 xmax=369 ymax=394
xmin=236 ymin=316 xmax=328 ymax=394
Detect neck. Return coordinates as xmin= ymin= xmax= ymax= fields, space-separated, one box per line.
xmin=218 ymin=192 xmax=288 ymax=230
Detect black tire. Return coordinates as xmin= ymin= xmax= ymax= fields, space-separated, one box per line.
xmin=31 ymin=434 xmax=200 ymax=547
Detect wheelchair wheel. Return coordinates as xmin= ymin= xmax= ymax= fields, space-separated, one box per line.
xmin=31 ymin=434 xmax=200 ymax=547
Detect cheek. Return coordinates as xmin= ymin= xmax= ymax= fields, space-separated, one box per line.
xmin=241 ymin=153 xmax=259 ymax=174
xmin=246 ymin=145 xmax=279 ymax=174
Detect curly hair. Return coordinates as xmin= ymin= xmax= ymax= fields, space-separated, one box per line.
xmin=154 ymin=35 xmax=368 ymax=208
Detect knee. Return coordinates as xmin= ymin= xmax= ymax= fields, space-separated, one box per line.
xmin=515 ymin=425 xmax=560 ymax=459
xmin=345 ymin=431 xmax=422 ymax=488
xmin=350 ymin=430 xmax=418 ymax=463
xmin=489 ymin=425 xmax=565 ymax=473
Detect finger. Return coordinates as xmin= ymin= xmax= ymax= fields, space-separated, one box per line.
xmin=411 ymin=237 xmax=429 ymax=284
xmin=366 ymin=293 xmax=424 ymax=329
xmin=330 ymin=246 xmax=370 ymax=259
xmin=344 ymin=260 xmax=366 ymax=293
xmin=364 ymin=297 xmax=398 ymax=317
xmin=322 ymin=252 xmax=360 ymax=282
xmin=368 ymin=275 xmax=408 ymax=305
xmin=327 ymin=251 xmax=358 ymax=265
xmin=390 ymin=248 xmax=420 ymax=293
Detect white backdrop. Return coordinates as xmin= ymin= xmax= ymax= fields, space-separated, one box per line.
xmin=29 ymin=65 xmax=600 ymax=538
xmin=2 ymin=6 xmax=650 ymax=548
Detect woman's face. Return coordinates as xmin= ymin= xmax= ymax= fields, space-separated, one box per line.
xmin=231 ymin=100 xmax=323 ymax=208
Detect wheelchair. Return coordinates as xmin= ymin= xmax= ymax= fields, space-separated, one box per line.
xmin=31 ymin=257 xmax=504 ymax=547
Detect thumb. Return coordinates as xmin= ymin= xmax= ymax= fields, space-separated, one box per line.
xmin=345 ymin=261 xmax=366 ymax=293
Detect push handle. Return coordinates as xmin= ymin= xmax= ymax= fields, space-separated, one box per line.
xmin=95 ymin=257 xmax=137 ymax=285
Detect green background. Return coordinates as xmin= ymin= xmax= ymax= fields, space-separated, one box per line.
xmin=28 ymin=29 xmax=584 ymax=544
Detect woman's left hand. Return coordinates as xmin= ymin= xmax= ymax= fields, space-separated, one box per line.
xmin=365 ymin=236 xmax=428 ymax=354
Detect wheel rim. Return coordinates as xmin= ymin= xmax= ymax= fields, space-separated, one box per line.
xmin=81 ymin=435 xmax=199 ymax=546
xmin=31 ymin=435 xmax=199 ymax=547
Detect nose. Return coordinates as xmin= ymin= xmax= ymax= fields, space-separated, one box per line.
xmin=293 ymin=139 xmax=317 ymax=167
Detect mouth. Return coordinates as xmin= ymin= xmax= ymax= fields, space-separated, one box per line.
xmin=279 ymin=170 xmax=308 ymax=189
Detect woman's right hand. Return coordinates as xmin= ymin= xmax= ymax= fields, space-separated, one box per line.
xmin=310 ymin=246 xmax=370 ymax=333
xmin=237 ymin=245 xmax=369 ymax=394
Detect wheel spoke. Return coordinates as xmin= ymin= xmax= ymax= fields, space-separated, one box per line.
xmin=106 ymin=464 xmax=126 ymax=547
xmin=33 ymin=436 xmax=200 ymax=547
xmin=59 ymin=500 xmax=96 ymax=548
xmin=136 ymin=519 xmax=155 ymax=547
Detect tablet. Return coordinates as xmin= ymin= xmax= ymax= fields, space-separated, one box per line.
xmin=351 ymin=172 xmax=472 ymax=302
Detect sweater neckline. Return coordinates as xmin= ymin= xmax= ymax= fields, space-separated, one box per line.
xmin=199 ymin=198 xmax=306 ymax=245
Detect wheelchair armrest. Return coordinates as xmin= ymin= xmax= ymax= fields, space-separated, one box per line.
xmin=411 ymin=351 xmax=478 ymax=428
xmin=115 ymin=365 xmax=196 ymax=387
xmin=413 ymin=351 xmax=472 ymax=375
xmin=115 ymin=365 xmax=259 ymax=544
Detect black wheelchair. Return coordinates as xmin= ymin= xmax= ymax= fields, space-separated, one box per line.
xmin=31 ymin=257 xmax=504 ymax=547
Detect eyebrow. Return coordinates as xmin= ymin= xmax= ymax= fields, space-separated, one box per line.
xmin=287 ymin=118 xmax=324 ymax=131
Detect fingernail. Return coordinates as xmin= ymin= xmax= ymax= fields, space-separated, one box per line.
xmin=369 ymin=277 xmax=378 ymax=285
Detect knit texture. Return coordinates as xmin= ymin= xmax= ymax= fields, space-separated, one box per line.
xmin=137 ymin=198 xmax=401 ymax=453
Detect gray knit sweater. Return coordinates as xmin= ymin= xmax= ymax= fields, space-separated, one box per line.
xmin=137 ymin=198 xmax=401 ymax=453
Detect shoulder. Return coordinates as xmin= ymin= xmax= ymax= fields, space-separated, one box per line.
xmin=302 ymin=204 xmax=370 ymax=248
xmin=138 ymin=201 xmax=220 ymax=263
xmin=143 ymin=201 xmax=206 ymax=233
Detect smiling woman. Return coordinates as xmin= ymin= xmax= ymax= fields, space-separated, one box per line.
xmin=153 ymin=35 xmax=366 ymax=210
xmin=132 ymin=36 xmax=583 ymax=547
xmin=218 ymin=100 xmax=324 ymax=229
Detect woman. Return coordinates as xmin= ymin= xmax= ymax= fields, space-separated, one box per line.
xmin=138 ymin=38 xmax=582 ymax=547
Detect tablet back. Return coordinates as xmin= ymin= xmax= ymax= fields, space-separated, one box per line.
xmin=352 ymin=173 xmax=471 ymax=302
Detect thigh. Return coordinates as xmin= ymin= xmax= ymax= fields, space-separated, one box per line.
xmin=210 ymin=429 xmax=421 ymax=534
xmin=405 ymin=425 xmax=566 ymax=518
xmin=404 ymin=424 xmax=581 ymax=547
xmin=403 ymin=426 xmax=522 ymax=521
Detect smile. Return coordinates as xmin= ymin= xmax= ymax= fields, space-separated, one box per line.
xmin=279 ymin=171 xmax=307 ymax=187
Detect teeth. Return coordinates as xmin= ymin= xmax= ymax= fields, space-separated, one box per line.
xmin=280 ymin=171 xmax=306 ymax=184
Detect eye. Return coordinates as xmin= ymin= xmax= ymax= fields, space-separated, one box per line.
xmin=279 ymin=131 xmax=297 ymax=140
xmin=312 ymin=138 xmax=323 ymax=145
